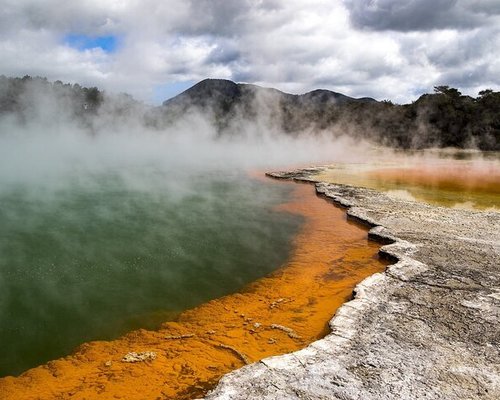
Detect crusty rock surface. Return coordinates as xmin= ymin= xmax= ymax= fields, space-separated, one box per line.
xmin=204 ymin=169 xmax=500 ymax=400
xmin=121 ymin=351 xmax=157 ymax=363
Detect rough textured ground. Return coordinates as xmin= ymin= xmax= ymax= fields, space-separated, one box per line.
xmin=204 ymin=168 xmax=500 ymax=400
xmin=0 ymin=180 xmax=386 ymax=400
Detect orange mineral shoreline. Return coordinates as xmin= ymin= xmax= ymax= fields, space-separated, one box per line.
xmin=0 ymin=178 xmax=388 ymax=400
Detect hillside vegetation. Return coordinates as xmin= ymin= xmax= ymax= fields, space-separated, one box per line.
xmin=1 ymin=76 xmax=498 ymax=150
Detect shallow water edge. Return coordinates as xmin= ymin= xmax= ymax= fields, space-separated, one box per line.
xmin=0 ymin=176 xmax=388 ymax=399
xmin=204 ymin=168 xmax=500 ymax=400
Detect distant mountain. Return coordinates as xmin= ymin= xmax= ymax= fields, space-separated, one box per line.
xmin=163 ymin=79 xmax=376 ymax=106
xmin=162 ymin=79 xmax=376 ymax=108
xmin=158 ymin=79 xmax=377 ymax=134
xmin=1 ymin=76 xmax=498 ymax=150
xmin=157 ymin=79 xmax=499 ymax=149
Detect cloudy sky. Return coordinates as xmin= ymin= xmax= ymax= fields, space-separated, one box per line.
xmin=1 ymin=0 xmax=499 ymax=104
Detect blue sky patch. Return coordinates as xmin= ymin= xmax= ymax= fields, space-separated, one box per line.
xmin=64 ymin=34 xmax=118 ymax=53
xmin=153 ymin=81 xmax=196 ymax=104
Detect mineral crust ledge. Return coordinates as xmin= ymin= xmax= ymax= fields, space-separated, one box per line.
xmin=203 ymin=169 xmax=500 ymax=400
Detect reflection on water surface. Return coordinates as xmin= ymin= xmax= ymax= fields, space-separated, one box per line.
xmin=317 ymin=150 xmax=500 ymax=210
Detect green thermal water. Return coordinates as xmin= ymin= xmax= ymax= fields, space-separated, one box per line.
xmin=0 ymin=168 xmax=302 ymax=377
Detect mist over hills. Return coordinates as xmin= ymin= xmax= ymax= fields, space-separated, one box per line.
xmin=162 ymin=79 xmax=376 ymax=110
xmin=1 ymin=75 xmax=499 ymax=150
xmin=157 ymin=79 xmax=377 ymax=136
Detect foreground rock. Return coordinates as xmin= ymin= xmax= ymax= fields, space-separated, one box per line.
xmin=204 ymin=169 xmax=500 ymax=400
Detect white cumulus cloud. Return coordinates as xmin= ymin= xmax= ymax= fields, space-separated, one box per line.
xmin=0 ymin=0 xmax=498 ymax=103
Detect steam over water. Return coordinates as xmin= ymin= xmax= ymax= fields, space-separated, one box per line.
xmin=0 ymin=98 xmax=361 ymax=377
xmin=2 ymin=98 xmax=497 ymax=379
xmin=0 ymin=116 xmax=345 ymax=377
xmin=0 ymin=165 xmax=302 ymax=376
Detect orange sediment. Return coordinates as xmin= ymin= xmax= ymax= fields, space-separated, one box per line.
xmin=0 ymin=179 xmax=388 ymax=400
xmin=316 ymin=158 xmax=500 ymax=210
xmin=367 ymin=164 xmax=500 ymax=195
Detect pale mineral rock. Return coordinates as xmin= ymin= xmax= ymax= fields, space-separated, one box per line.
xmin=270 ymin=324 xmax=301 ymax=339
xmin=164 ymin=333 xmax=195 ymax=340
xmin=204 ymin=169 xmax=500 ymax=400
xmin=121 ymin=351 xmax=157 ymax=363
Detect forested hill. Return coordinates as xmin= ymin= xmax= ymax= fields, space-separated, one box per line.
xmin=1 ymin=75 xmax=499 ymax=150
xmin=0 ymin=75 xmax=143 ymax=124
xmin=159 ymin=79 xmax=499 ymax=150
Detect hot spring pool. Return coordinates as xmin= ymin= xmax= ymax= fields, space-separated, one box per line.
xmin=0 ymin=168 xmax=302 ymax=376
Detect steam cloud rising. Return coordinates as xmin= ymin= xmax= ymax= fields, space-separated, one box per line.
xmin=0 ymin=80 xmax=372 ymax=376
xmin=0 ymin=80 xmax=373 ymax=191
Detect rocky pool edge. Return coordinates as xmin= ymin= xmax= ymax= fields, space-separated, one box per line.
xmin=202 ymin=167 xmax=500 ymax=400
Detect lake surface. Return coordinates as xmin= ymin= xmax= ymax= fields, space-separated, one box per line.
xmin=0 ymin=168 xmax=302 ymax=376
xmin=0 ymin=177 xmax=388 ymax=400
xmin=317 ymin=150 xmax=500 ymax=210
